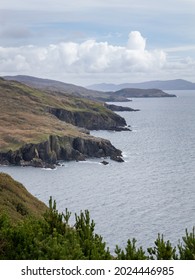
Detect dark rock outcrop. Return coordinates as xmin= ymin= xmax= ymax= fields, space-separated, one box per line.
xmin=101 ymin=160 xmax=109 ymax=165
xmin=105 ymin=103 xmax=140 ymax=112
xmin=0 ymin=134 xmax=123 ymax=167
xmin=48 ymin=107 xmax=129 ymax=131
xmin=110 ymin=155 xmax=124 ymax=162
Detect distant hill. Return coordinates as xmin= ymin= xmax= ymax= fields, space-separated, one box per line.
xmin=88 ymin=79 xmax=195 ymax=91
xmin=111 ymin=88 xmax=176 ymax=98
xmin=4 ymin=75 xmax=127 ymax=102
xmin=4 ymin=75 xmax=176 ymax=100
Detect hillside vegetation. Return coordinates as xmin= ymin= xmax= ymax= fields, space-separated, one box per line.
xmin=0 ymin=173 xmax=194 ymax=260
xmin=0 ymin=173 xmax=47 ymax=223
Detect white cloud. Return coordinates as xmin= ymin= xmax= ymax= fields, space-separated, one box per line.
xmin=1 ymin=0 xmax=195 ymax=51
xmin=1 ymin=30 xmax=195 ymax=84
xmin=127 ymin=31 xmax=146 ymax=51
xmin=0 ymin=32 xmax=166 ymax=75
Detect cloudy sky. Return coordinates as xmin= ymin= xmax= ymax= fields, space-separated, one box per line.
xmin=0 ymin=0 xmax=195 ymax=85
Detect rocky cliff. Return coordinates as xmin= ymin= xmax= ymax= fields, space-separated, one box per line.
xmin=48 ymin=107 xmax=128 ymax=130
xmin=0 ymin=134 xmax=122 ymax=168
xmin=0 ymin=78 xmax=127 ymax=167
xmin=104 ymin=103 xmax=140 ymax=112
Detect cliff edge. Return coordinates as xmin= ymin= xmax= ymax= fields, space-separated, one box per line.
xmin=0 ymin=78 xmax=125 ymax=167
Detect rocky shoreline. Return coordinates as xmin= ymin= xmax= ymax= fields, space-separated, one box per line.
xmin=0 ymin=134 xmax=124 ymax=169
xmin=0 ymin=77 xmax=134 ymax=168
xmin=104 ymin=103 xmax=140 ymax=112
xmin=47 ymin=106 xmax=130 ymax=131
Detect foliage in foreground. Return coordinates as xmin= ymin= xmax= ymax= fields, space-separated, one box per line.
xmin=0 ymin=197 xmax=194 ymax=260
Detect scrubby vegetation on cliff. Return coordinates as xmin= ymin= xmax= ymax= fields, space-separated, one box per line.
xmin=0 ymin=173 xmax=194 ymax=260
xmin=0 ymin=173 xmax=47 ymax=223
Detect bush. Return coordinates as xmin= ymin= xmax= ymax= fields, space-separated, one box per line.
xmin=147 ymin=234 xmax=177 ymax=260
xmin=178 ymin=228 xmax=195 ymax=260
xmin=0 ymin=198 xmax=194 ymax=260
xmin=115 ymin=238 xmax=147 ymax=260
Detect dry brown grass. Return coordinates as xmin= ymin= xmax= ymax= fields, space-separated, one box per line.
xmin=0 ymin=173 xmax=48 ymax=223
xmin=0 ymin=79 xmax=101 ymax=151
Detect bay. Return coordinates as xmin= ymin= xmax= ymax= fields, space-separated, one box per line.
xmin=1 ymin=90 xmax=195 ymax=253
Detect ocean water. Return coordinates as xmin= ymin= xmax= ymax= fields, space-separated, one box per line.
xmin=1 ymin=90 xmax=195 ymax=253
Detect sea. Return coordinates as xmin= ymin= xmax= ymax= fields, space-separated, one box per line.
xmin=1 ymin=90 xmax=195 ymax=253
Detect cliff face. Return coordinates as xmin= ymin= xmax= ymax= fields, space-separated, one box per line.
xmin=0 ymin=134 xmax=122 ymax=168
xmin=104 ymin=103 xmax=140 ymax=112
xmin=48 ymin=107 xmax=127 ymax=130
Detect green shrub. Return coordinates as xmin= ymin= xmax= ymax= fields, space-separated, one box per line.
xmin=75 ymin=210 xmax=111 ymax=259
xmin=147 ymin=234 xmax=177 ymax=260
xmin=178 ymin=227 xmax=195 ymax=260
xmin=115 ymin=238 xmax=147 ymax=260
xmin=0 ymin=198 xmax=194 ymax=260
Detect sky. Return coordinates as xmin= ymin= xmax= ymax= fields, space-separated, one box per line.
xmin=0 ymin=0 xmax=195 ymax=86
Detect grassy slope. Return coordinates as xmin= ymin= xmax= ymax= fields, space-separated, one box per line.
xmin=0 ymin=173 xmax=47 ymax=223
xmin=0 ymin=78 xmax=116 ymax=152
